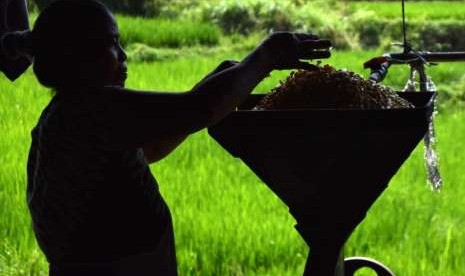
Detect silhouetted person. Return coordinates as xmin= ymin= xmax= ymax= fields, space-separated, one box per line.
xmin=0 ymin=0 xmax=331 ymax=275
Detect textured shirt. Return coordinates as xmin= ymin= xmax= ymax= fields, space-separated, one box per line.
xmin=27 ymin=88 xmax=172 ymax=264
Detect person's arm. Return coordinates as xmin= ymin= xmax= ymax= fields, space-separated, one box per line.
xmin=187 ymin=32 xmax=331 ymax=126
xmin=142 ymin=134 xmax=187 ymax=163
xmin=95 ymin=32 xmax=331 ymax=155
xmin=94 ymin=60 xmax=245 ymax=153
xmin=142 ymin=60 xmax=239 ymax=163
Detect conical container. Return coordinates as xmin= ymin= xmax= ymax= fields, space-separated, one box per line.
xmin=208 ymin=92 xmax=435 ymax=276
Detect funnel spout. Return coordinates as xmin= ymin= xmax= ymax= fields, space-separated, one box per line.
xmin=304 ymin=246 xmax=344 ymax=276
xmin=296 ymin=224 xmax=346 ymax=276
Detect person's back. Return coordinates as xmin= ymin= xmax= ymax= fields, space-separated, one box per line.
xmin=29 ymin=88 xmax=176 ymax=275
xmin=28 ymin=88 xmax=170 ymax=260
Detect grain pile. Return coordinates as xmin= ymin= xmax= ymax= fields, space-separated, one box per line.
xmin=254 ymin=65 xmax=414 ymax=110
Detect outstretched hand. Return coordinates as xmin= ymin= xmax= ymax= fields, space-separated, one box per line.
xmin=253 ymin=32 xmax=332 ymax=71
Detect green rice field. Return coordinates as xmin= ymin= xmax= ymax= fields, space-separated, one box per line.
xmin=348 ymin=1 xmax=465 ymax=20
xmin=1 ymin=47 xmax=465 ymax=275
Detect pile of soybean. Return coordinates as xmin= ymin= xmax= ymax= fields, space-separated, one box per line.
xmin=254 ymin=65 xmax=414 ymax=110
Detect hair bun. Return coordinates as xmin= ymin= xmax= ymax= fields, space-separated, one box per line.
xmin=1 ymin=30 xmax=33 ymax=59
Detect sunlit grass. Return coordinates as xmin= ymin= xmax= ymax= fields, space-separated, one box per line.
xmin=1 ymin=49 xmax=465 ymax=275
xmin=348 ymin=1 xmax=465 ymax=20
xmin=117 ymin=16 xmax=221 ymax=48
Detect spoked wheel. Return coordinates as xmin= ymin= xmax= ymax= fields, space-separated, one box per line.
xmin=344 ymin=257 xmax=395 ymax=276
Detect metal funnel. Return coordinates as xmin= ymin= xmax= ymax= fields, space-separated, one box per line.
xmin=208 ymin=92 xmax=435 ymax=276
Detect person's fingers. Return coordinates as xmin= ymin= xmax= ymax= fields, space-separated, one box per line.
xmin=299 ymin=39 xmax=332 ymax=50
xmin=294 ymin=33 xmax=320 ymax=41
xmin=297 ymin=40 xmax=331 ymax=60
xmin=311 ymin=50 xmax=331 ymax=59
xmin=299 ymin=48 xmax=332 ymax=60
xmin=293 ymin=61 xmax=320 ymax=71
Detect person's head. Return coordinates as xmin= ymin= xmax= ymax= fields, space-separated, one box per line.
xmin=30 ymin=0 xmax=127 ymax=90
